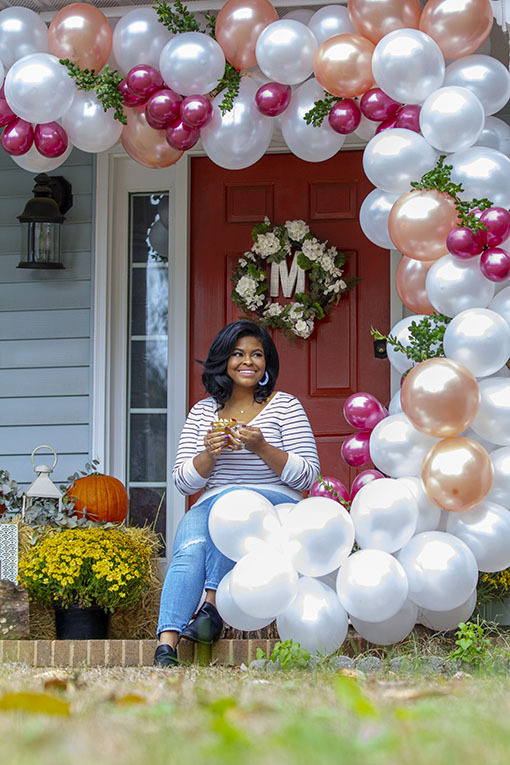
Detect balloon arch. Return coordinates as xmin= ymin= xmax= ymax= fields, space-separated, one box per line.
xmin=1 ymin=0 xmax=510 ymax=651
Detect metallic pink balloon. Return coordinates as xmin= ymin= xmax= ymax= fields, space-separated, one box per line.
xmin=395 ymin=104 xmax=421 ymax=133
xmin=0 ymin=97 xmax=16 ymax=128
xmin=328 ymin=98 xmax=361 ymax=134
xmin=480 ymin=207 xmax=510 ymax=248
xmin=1 ymin=118 xmax=33 ymax=155
xmin=375 ymin=116 xmax=398 ymax=133
xmin=166 ymin=119 xmax=200 ymax=151
xmin=34 ymin=122 xmax=68 ymax=158
xmin=446 ymin=226 xmax=483 ymax=259
xmin=310 ymin=476 xmax=350 ymax=504
xmin=360 ymin=87 xmax=400 ymax=122
xmin=255 ymin=82 xmax=292 ymax=117
xmin=146 ymin=89 xmax=182 ymax=128
xmin=119 ymin=79 xmax=146 ymax=107
xmin=349 ymin=469 xmax=385 ymax=500
xmin=480 ymin=247 xmax=510 ymax=282
xmin=126 ymin=65 xmax=164 ymax=100
xmin=341 ymin=431 xmax=372 ymax=468
xmin=181 ymin=95 xmax=214 ymax=128
xmin=344 ymin=393 xmax=388 ymax=431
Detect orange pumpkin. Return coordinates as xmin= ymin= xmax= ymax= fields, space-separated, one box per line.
xmin=68 ymin=473 xmax=128 ymax=524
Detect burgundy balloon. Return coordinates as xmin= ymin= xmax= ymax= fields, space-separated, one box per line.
xmin=375 ymin=116 xmax=398 ymax=134
xmin=1 ymin=118 xmax=34 ymax=156
xmin=34 ymin=122 xmax=68 ymax=158
xmin=480 ymin=247 xmax=510 ymax=282
xmin=349 ymin=469 xmax=385 ymax=500
xmin=341 ymin=431 xmax=372 ymax=468
xmin=446 ymin=226 xmax=482 ymax=259
xmin=310 ymin=476 xmax=350 ymax=504
xmin=0 ymin=97 xmax=16 ymax=128
xmin=126 ymin=65 xmax=163 ymax=100
xmin=328 ymin=98 xmax=361 ymax=134
xmin=479 ymin=207 xmax=510 ymax=248
xmin=166 ymin=120 xmax=200 ymax=151
xmin=255 ymin=82 xmax=292 ymax=117
xmin=119 ymin=78 xmax=146 ymax=107
xmin=360 ymin=87 xmax=400 ymax=122
xmin=343 ymin=392 xmax=387 ymax=431
xmin=181 ymin=95 xmax=213 ymax=128
xmin=146 ymin=88 xmax=182 ymax=128
xmin=395 ymin=104 xmax=421 ymax=133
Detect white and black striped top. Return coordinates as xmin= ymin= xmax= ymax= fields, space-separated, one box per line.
xmin=173 ymin=392 xmax=320 ymax=499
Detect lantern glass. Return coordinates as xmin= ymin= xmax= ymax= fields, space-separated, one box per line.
xmin=19 ymin=220 xmax=63 ymax=269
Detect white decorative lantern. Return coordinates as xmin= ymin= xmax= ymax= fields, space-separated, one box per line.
xmin=22 ymin=445 xmax=63 ymax=518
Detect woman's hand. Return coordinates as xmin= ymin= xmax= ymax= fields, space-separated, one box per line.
xmin=203 ymin=429 xmax=228 ymax=459
xmin=237 ymin=425 xmax=266 ymax=453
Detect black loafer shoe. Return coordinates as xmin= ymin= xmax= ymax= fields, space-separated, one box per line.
xmin=154 ymin=644 xmax=179 ymax=668
xmin=180 ymin=602 xmax=223 ymax=645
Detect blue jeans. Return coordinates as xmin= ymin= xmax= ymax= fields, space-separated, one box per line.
xmin=157 ymin=487 xmax=298 ymax=636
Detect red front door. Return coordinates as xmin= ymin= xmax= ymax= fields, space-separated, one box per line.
xmin=189 ymin=151 xmax=390 ymax=488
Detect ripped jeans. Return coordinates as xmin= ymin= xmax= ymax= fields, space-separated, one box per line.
xmin=157 ymin=486 xmax=298 ymax=636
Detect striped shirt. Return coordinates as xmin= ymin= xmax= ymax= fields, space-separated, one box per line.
xmin=173 ymin=392 xmax=320 ymax=501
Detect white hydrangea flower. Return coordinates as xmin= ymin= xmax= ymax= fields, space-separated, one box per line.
xmin=319 ymin=254 xmax=336 ymax=273
xmin=339 ymin=279 xmax=347 ymax=290
xmin=285 ymin=219 xmax=310 ymax=242
xmin=288 ymin=302 xmax=304 ymax=320
xmin=252 ymin=232 xmax=281 ymax=258
xmin=265 ymin=302 xmax=284 ymax=317
xmin=238 ymin=258 xmax=247 ymax=267
xmin=302 ymin=237 xmax=325 ymax=262
xmin=236 ymin=275 xmax=258 ymax=298
xmin=294 ymin=319 xmax=314 ymax=338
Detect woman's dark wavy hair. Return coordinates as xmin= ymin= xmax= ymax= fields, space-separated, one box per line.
xmin=200 ymin=320 xmax=279 ymax=409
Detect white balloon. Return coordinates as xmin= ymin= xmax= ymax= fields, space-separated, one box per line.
xmin=371 ymin=29 xmax=445 ymax=105
xmin=4 ymin=53 xmax=75 ymax=124
xmin=386 ymin=314 xmax=427 ymax=374
xmin=354 ymin=114 xmax=378 ymax=142
xmin=255 ymin=20 xmax=318 ymax=85
xmin=0 ymin=7 xmax=48 ymax=68
xmin=474 ymin=116 xmax=510 ymax=157
xmin=369 ymin=413 xmax=438 ymax=478
xmin=283 ymin=9 xmax=315 ymax=24
xmin=336 ymin=549 xmax=408 ymax=623
xmin=159 ymin=31 xmax=225 ymax=96
xmin=419 ymin=590 xmax=477 ymax=632
xmin=449 ymin=146 xmax=510 ymax=209
xmin=350 ymin=478 xmax=418 ymax=553
xmin=471 ymin=377 xmax=510 ymax=446
xmin=397 ymin=476 xmax=442 ymax=534
xmin=201 ymin=77 xmax=273 ymax=170
xmin=230 ymin=543 xmax=298 ymax=619
xmin=444 ymin=55 xmax=510 ymax=116
xmin=277 ymin=577 xmax=348 ymax=655
xmin=446 ymin=501 xmax=510 ymax=572
xmin=489 ymin=285 xmax=510 ymax=327
xmin=11 ymin=141 xmax=73 ymax=172
xmin=273 ymin=502 xmax=296 ymax=527
xmin=0 ymin=57 xmax=4 ymax=88
xmin=351 ymin=598 xmax=418 ymax=645
xmin=396 ymin=531 xmax=479 ymax=611
xmin=443 ymin=308 xmax=510 ymax=378
xmin=487 ymin=447 xmax=510 ymax=508
xmin=426 ymin=254 xmax=495 ymax=316
xmin=61 ymin=91 xmax=122 ymax=153
xmin=216 ymin=571 xmax=274 ymax=631
xmin=283 ymin=496 xmax=354 ymax=577
xmin=388 ymin=389 xmax=403 ymax=415
xmin=363 ymin=129 xmax=438 ymax=194
xmin=280 ymin=78 xmax=345 ymax=162
xmin=359 ymin=189 xmax=398 ymax=249
xmin=308 ymin=6 xmax=355 ymax=45
xmin=419 ymin=86 xmax=484 ymax=153
xmin=459 ymin=425 xmax=498 ymax=454
xmin=112 ymin=7 xmax=172 ymax=75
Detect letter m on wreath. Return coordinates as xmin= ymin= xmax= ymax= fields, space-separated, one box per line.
xmin=270 ymin=255 xmax=306 ymax=298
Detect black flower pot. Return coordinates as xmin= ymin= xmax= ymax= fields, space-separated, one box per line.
xmin=54 ymin=604 xmax=111 ymax=640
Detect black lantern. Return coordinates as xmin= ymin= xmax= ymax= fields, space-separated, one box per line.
xmin=17 ymin=173 xmax=73 ymax=269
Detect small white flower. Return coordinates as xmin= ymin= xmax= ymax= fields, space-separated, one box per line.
xmin=238 ymin=258 xmax=247 ymax=267
xmin=288 ymin=302 xmax=304 ymax=320
xmin=319 ymin=254 xmax=336 ymax=273
xmin=339 ymin=279 xmax=347 ymax=290
xmin=236 ymin=275 xmax=258 ymax=299
xmin=294 ymin=319 xmax=314 ymax=338
xmin=285 ymin=219 xmax=310 ymax=242
xmin=303 ymin=237 xmax=325 ymax=262
xmin=252 ymin=232 xmax=281 ymax=258
xmin=265 ymin=302 xmax=284 ymax=317
xmin=264 ymin=216 xmax=271 ymax=225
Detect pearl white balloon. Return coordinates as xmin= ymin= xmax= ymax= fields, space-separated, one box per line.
xmin=443 ymin=308 xmax=510 ymax=378
xmin=216 ymin=572 xmax=274 ymax=631
xmin=397 ymin=531 xmax=478 ymax=611
xmin=4 ymin=53 xmax=75 ymax=124
xmin=277 ymin=577 xmax=348 ymax=655
xmin=350 ymin=478 xmax=418 ymax=553
xmin=351 ymin=598 xmax=418 ymax=645
xmin=475 ymin=116 xmax=510 ymax=157
xmin=459 ymin=425 xmax=497 ymax=454
xmin=489 ymin=286 xmax=510 ymax=327
xmin=280 ymin=78 xmax=345 ymax=162
xmin=487 ymin=447 xmax=510 ymax=508
xmin=444 ymin=55 xmax=510 ymax=116
xmin=283 ymin=497 xmax=354 ymax=577
xmin=419 ymin=590 xmax=476 ymax=632
xmin=386 ymin=314 xmax=427 ymax=375
xmin=359 ymin=189 xmax=398 ymax=249
xmin=419 ymin=86 xmax=484 ymax=153
xmin=369 ymin=413 xmax=438 ymax=478
xmin=159 ymin=31 xmax=225 ymax=96
xmin=112 ymin=7 xmax=172 ymax=75
xmin=355 ymin=114 xmax=378 ymax=142
xmin=11 ymin=141 xmax=73 ymax=172
xmin=0 ymin=7 xmax=48 ymax=69
xmin=426 ymin=254 xmax=495 ymax=316
xmin=61 ymin=91 xmax=122 ymax=153
xmin=388 ymin=389 xmax=403 ymax=415
xmin=397 ymin=476 xmax=442 ymax=534
xmin=446 ymin=501 xmax=510 ymax=572
xmin=471 ymin=377 xmax=510 ymax=446
xmin=449 ymin=147 xmax=510 ymax=209
xmin=230 ymin=543 xmax=298 ymax=619
xmin=255 ymin=20 xmax=318 ymax=86
xmin=308 ymin=6 xmax=355 ymax=45
xmin=371 ymin=29 xmax=445 ymax=105
xmin=201 ymin=77 xmax=273 ymax=170
xmin=336 ymin=549 xmax=408 ymax=623
xmin=0 ymin=58 xmax=4 ymax=88
xmin=282 ymin=9 xmax=315 ymax=24
xmin=363 ymin=129 xmax=438 ymax=194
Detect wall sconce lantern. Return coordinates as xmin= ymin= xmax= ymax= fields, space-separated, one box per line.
xmin=17 ymin=173 xmax=73 ymax=270
xmin=22 ymin=445 xmax=63 ymax=517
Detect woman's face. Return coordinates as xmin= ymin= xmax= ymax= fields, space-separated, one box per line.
xmin=227 ymin=335 xmax=266 ymax=390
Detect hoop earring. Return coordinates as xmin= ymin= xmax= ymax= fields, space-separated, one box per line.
xmin=258 ymin=371 xmax=269 ymax=387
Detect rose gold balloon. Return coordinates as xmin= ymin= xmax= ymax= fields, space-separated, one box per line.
xmin=388 ymin=189 xmax=460 ymax=262
xmin=216 ymin=0 xmax=278 ymax=70
xmin=396 ymin=256 xmax=435 ymax=314
xmin=121 ymin=107 xmax=183 ymax=169
xmin=314 ymin=34 xmax=375 ymax=98
xmin=349 ymin=0 xmax=422 ymax=44
xmin=419 ymin=0 xmax=493 ymax=60
xmin=401 ymin=358 xmax=480 ymax=438
xmin=421 ymin=437 xmax=493 ymax=512
xmin=49 ymin=3 xmax=112 ymax=73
